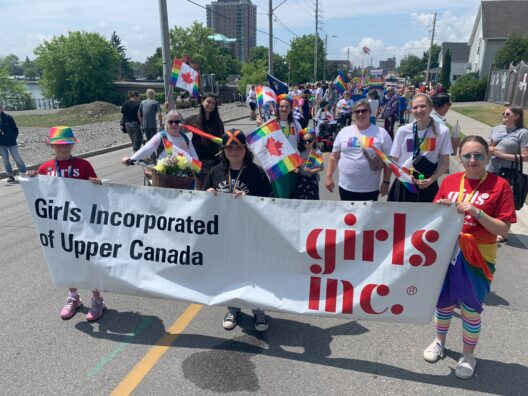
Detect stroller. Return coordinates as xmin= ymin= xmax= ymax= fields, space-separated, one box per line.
xmin=317 ymin=121 xmax=338 ymax=152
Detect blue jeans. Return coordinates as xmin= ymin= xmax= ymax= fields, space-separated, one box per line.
xmin=0 ymin=145 xmax=26 ymax=176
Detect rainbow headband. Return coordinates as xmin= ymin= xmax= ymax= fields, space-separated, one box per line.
xmin=49 ymin=126 xmax=79 ymax=145
xmin=276 ymin=94 xmax=293 ymax=104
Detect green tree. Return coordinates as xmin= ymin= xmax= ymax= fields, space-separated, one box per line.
xmin=451 ymin=73 xmax=487 ymax=102
xmin=22 ymin=56 xmax=40 ymax=80
xmin=399 ymin=54 xmax=425 ymax=78
xmin=170 ymin=22 xmax=228 ymax=81
xmin=219 ymin=48 xmax=242 ymax=76
xmin=422 ymin=43 xmax=441 ymax=69
xmin=110 ymin=31 xmax=135 ymax=80
xmin=286 ymin=34 xmax=325 ymax=83
xmin=143 ymin=48 xmax=163 ymax=80
xmin=0 ymin=67 xmax=33 ymax=109
xmin=35 ymin=31 xmax=120 ymax=106
xmin=494 ymin=33 xmax=528 ymax=69
xmin=249 ymin=46 xmax=288 ymax=82
xmin=0 ymin=54 xmax=23 ymax=76
xmin=237 ymin=59 xmax=267 ymax=93
xmin=439 ymin=49 xmax=451 ymax=88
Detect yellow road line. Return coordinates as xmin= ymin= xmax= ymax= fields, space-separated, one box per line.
xmin=111 ymin=303 xmax=202 ymax=396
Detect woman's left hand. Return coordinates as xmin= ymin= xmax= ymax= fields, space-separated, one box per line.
xmin=456 ymin=202 xmax=479 ymax=218
xmin=89 ymin=177 xmax=102 ymax=185
xmin=416 ymin=177 xmax=434 ymax=189
xmin=379 ymin=182 xmax=389 ymax=196
xmin=233 ymin=189 xmax=246 ymax=198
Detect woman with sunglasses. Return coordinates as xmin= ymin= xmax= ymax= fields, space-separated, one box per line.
xmin=487 ymin=106 xmax=528 ymax=242
xmin=183 ymin=94 xmax=225 ymax=189
xmin=388 ymin=93 xmax=452 ymax=202
xmin=121 ymin=109 xmax=198 ymax=165
xmin=293 ymin=129 xmax=324 ymax=200
xmin=423 ymin=135 xmax=516 ymax=379
xmin=325 ymin=100 xmax=392 ymax=201
xmin=204 ymin=129 xmax=273 ymax=332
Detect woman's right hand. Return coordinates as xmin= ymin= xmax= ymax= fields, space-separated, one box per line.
xmin=325 ymin=176 xmax=335 ymax=192
xmin=436 ymin=198 xmax=452 ymax=206
xmin=121 ymin=156 xmax=131 ymax=165
xmin=206 ymin=187 xmax=218 ymax=195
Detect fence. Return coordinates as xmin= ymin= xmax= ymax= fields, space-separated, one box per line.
xmin=0 ymin=97 xmax=59 ymax=111
xmin=487 ymin=61 xmax=528 ymax=109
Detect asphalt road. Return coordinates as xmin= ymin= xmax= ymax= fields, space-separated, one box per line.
xmin=0 ymin=118 xmax=527 ymax=395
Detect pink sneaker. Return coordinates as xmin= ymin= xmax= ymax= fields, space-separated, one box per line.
xmin=86 ymin=297 xmax=106 ymax=321
xmin=60 ymin=296 xmax=83 ymax=319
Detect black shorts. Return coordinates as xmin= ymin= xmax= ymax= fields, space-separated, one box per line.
xmin=249 ymin=102 xmax=256 ymax=111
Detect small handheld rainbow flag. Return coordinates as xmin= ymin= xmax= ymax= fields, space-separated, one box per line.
xmin=247 ymin=119 xmax=303 ymax=181
xmin=305 ymin=151 xmax=323 ymax=170
xmin=371 ymin=146 xmax=418 ymax=193
xmin=181 ymin=124 xmax=222 ymax=145
xmin=159 ymin=132 xmax=202 ymax=173
xmin=256 ymin=86 xmax=276 ymax=107
xmin=333 ymin=70 xmax=348 ymax=94
xmin=170 ymin=58 xmax=199 ymax=98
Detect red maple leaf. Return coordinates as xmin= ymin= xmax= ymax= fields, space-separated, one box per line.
xmin=181 ymin=72 xmax=194 ymax=84
xmin=266 ymin=137 xmax=283 ymax=156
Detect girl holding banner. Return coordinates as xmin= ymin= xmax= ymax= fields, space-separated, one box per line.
xmin=425 ymin=135 xmax=516 ymax=379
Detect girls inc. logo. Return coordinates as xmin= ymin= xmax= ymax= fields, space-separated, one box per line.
xmin=306 ymin=213 xmax=440 ymax=316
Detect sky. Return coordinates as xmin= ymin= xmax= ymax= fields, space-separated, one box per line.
xmin=0 ymin=0 xmax=482 ymax=67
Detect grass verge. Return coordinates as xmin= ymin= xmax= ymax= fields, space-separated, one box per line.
xmin=450 ymin=103 xmax=504 ymax=127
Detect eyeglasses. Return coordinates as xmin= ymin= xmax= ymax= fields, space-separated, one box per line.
xmin=303 ymin=138 xmax=314 ymax=143
xmin=461 ymin=153 xmax=486 ymax=162
xmin=502 ymin=112 xmax=512 ymax=116
xmin=167 ymin=120 xmax=181 ymax=125
xmin=354 ymin=108 xmax=369 ymax=114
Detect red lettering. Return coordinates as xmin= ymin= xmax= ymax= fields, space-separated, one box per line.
xmin=307 ymin=229 xmax=336 ymax=275
xmin=360 ymin=284 xmax=389 ymax=314
xmin=409 ymin=230 xmax=439 ymax=266
xmin=341 ymin=280 xmax=354 ymax=314
xmin=392 ymin=213 xmax=406 ymax=265
xmin=362 ymin=230 xmax=375 ymax=261
xmin=308 ymin=277 xmax=321 ymax=311
xmin=325 ymin=279 xmax=338 ymax=312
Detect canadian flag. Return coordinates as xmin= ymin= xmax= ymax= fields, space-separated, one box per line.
xmin=170 ymin=58 xmax=199 ymax=97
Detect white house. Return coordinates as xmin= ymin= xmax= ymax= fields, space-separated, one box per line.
xmin=467 ymin=0 xmax=528 ymax=77
xmin=439 ymin=42 xmax=470 ymax=83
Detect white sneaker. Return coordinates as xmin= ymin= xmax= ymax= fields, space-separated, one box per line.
xmin=455 ymin=353 xmax=476 ymax=379
xmin=423 ymin=340 xmax=445 ymax=363
xmin=222 ymin=312 xmax=238 ymax=330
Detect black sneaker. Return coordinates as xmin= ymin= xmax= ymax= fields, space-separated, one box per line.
xmin=6 ymin=176 xmax=15 ymax=183
xmin=222 ymin=312 xmax=238 ymax=330
xmin=253 ymin=311 xmax=269 ymax=332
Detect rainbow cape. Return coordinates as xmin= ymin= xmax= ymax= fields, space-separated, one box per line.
xmin=247 ymin=119 xmax=303 ymax=181
xmin=305 ymin=151 xmax=323 ymax=169
xmin=256 ymin=86 xmax=276 ymax=107
xmin=333 ymin=70 xmax=348 ymax=94
xmin=181 ymin=124 xmax=222 ymax=145
xmin=371 ymin=146 xmax=418 ymax=193
xmin=170 ymin=58 xmax=199 ymax=98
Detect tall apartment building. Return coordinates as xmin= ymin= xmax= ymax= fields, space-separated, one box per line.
xmin=206 ymin=0 xmax=257 ymax=62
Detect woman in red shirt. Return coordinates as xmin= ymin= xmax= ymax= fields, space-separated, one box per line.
xmin=423 ymin=135 xmax=516 ymax=379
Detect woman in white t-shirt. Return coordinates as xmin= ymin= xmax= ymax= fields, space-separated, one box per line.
xmin=367 ymin=89 xmax=380 ymax=125
xmin=388 ymin=93 xmax=452 ymax=202
xmin=325 ymin=100 xmax=393 ymax=201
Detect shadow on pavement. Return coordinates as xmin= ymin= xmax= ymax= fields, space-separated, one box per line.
xmin=484 ymin=291 xmax=510 ymax=307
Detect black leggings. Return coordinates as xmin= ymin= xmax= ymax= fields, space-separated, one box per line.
xmin=339 ymin=187 xmax=379 ymax=201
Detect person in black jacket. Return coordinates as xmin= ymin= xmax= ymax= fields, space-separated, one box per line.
xmin=121 ymin=91 xmax=142 ymax=152
xmin=0 ymin=104 xmax=26 ymax=183
xmin=204 ymin=129 xmax=273 ymax=332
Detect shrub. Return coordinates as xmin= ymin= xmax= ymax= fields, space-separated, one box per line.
xmin=450 ymin=74 xmax=488 ymax=102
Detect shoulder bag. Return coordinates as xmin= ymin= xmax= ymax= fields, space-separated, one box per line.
xmin=499 ymin=146 xmax=528 ymax=210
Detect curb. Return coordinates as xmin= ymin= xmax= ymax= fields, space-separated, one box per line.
xmin=0 ymin=114 xmax=251 ymax=179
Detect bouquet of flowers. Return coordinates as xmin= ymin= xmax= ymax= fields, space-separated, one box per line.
xmin=147 ymin=154 xmax=201 ymax=189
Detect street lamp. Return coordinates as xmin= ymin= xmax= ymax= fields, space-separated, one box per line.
xmin=323 ymin=34 xmax=337 ymax=82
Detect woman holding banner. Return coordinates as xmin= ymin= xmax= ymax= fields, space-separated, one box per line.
xmin=183 ymin=94 xmax=225 ymax=189
xmin=424 ymin=135 xmax=516 ymax=379
xmin=204 ymin=129 xmax=273 ymax=332
xmin=388 ymin=93 xmax=452 ymax=202
xmin=256 ymin=94 xmax=302 ymax=198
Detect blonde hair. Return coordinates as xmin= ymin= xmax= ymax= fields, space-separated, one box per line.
xmin=146 ymin=89 xmax=155 ymax=99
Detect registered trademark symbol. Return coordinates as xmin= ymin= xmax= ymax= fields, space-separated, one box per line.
xmin=407 ymin=286 xmax=418 ymax=295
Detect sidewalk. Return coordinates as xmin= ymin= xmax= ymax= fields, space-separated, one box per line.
xmin=446 ymin=108 xmax=528 ymax=248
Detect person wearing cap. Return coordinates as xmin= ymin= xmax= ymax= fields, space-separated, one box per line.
xmin=203 ymin=128 xmax=273 ymax=331
xmin=0 ymin=103 xmax=27 ymax=183
xmin=26 ymin=126 xmax=106 ymax=321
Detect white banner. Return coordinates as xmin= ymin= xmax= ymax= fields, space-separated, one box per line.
xmin=20 ymin=177 xmax=463 ymax=324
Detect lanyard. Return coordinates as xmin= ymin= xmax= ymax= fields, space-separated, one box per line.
xmin=55 ymin=158 xmax=73 ymax=178
xmin=412 ymin=121 xmax=431 ymax=161
xmin=228 ymin=166 xmax=245 ymax=194
xmin=280 ymin=121 xmax=291 ymax=137
xmin=457 ymin=171 xmax=488 ymax=203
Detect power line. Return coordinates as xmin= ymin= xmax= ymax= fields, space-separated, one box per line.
xmin=292 ymin=0 xmax=313 ymax=16
xmin=274 ymin=13 xmax=299 ymax=38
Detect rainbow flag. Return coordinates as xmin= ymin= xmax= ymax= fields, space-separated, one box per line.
xmin=247 ymin=119 xmax=303 ymax=181
xmin=371 ymin=146 xmax=418 ymax=193
xmin=334 ymin=70 xmax=348 ymax=94
xmin=160 ymin=132 xmax=202 ymax=173
xmin=256 ymin=86 xmax=277 ymax=107
xmin=305 ymin=151 xmax=323 ymax=169
xmin=170 ymin=58 xmax=199 ymax=98
xmin=190 ymin=158 xmax=202 ymax=173
xmin=406 ymin=138 xmax=437 ymax=153
xmin=181 ymin=124 xmax=222 ymax=145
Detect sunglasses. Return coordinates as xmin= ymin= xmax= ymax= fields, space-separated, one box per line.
xmin=502 ymin=112 xmax=512 ymax=116
xmin=461 ymin=153 xmax=486 ymax=162
xmin=303 ymin=138 xmax=315 ymax=143
xmin=354 ymin=108 xmax=369 ymax=114
xmin=167 ymin=120 xmax=181 ymax=125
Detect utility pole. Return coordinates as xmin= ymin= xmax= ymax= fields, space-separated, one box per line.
xmin=268 ymin=0 xmax=273 ymax=74
xmin=425 ymin=12 xmax=437 ymax=87
xmin=158 ymin=0 xmax=174 ymax=110
xmin=314 ymin=0 xmax=319 ymax=82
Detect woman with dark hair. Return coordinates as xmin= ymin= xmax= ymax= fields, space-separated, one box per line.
xmin=183 ymin=94 xmax=225 ymax=188
xmin=487 ymin=106 xmax=528 ymax=242
xmin=293 ymin=129 xmax=323 ymax=200
xmin=204 ymin=128 xmax=273 ymax=332
xmin=423 ymin=135 xmax=516 ymax=379
xmin=388 ymin=93 xmax=452 ymax=202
